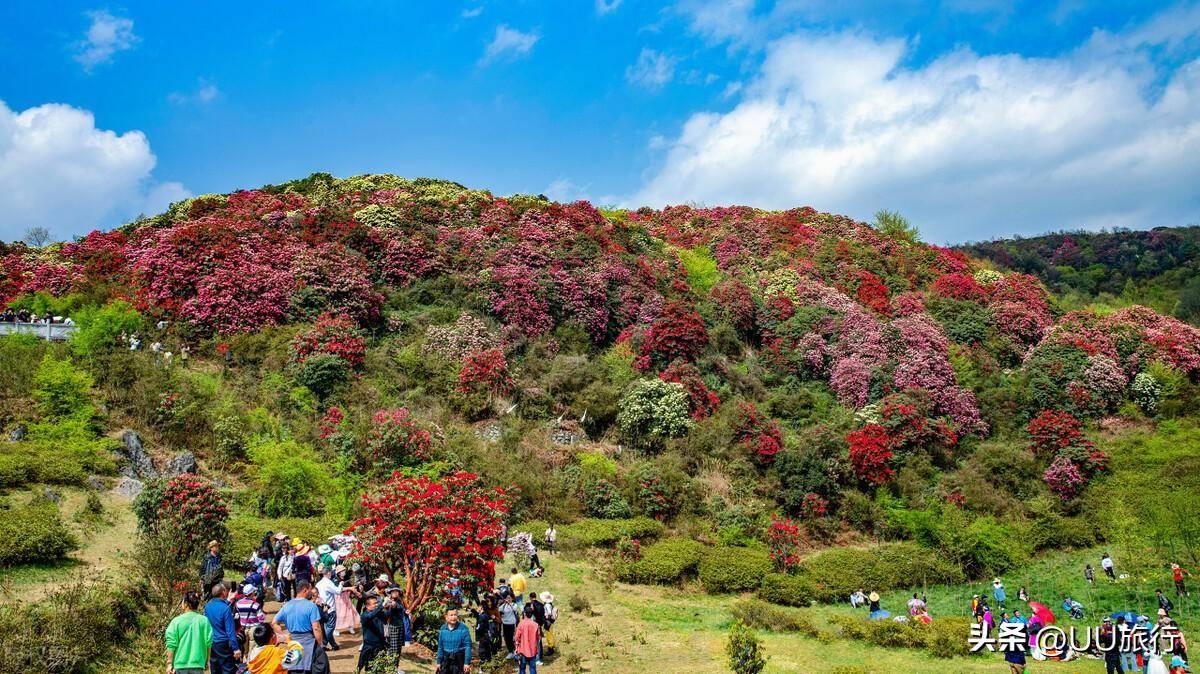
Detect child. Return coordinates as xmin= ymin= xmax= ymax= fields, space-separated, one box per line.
xmin=246 ymin=623 xmax=303 ymax=674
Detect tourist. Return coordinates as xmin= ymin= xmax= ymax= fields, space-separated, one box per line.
xmin=1005 ymin=640 xmax=1027 ymax=674
xmin=333 ymin=565 xmax=361 ymax=636
xmin=317 ymin=544 xmax=336 ymax=570
xmin=246 ymin=623 xmax=303 ymax=674
xmin=1061 ymin=596 xmax=1085 ymax=619
xmin=509 ymin=567 xmax=527 ymax=610
xmin=544 ymin=524 xmax=557 ymax=554
xmin=277 ymin=544 xmax=296 ymax=602
xmin=1115 ymin=616 xmax=1139 ymax=673
xmin=868 ymin=592 xmax=890 ymax=620
xmin=204 ymin=583 xmax=242 ymax=674
xmin=357 ymin=595 xmax=386 ymax=673
xmin=165 ymin=591 xmax=212 ymax=674
xmin=513 ymin=605 xmax=541 ymax=674
xmin=529 ymin=544 xmax=543 ymax=575
xmin=200 ymin=540 xmax=224 ymax=596
xmin=180 ymin=344 xmax=190 ymax=367
xmin=272 ymin=580 xmax=326 ymax=673
xmin=315 ymin=567 xmax=342 ymax=650
xmin=539 ymin=591 xmax=557 ymax=655
xmin=906 ymin=592 xmax=926 ymax=616
xmin=1159 ymin=589 xmax=1176 ymax=616
xmin=1018 ymin=586 xmax=1029 ymax=602
xmin=350 ymin=563 xmax=370 ymax=613
xmin=436 ymin=607 xmax=473 ymax=674
xmin=993 ymin=578 xmax=1007 ymax=610
xmin=234 ymin=584 xmax=266 ymax=650
xmin=1100 ymin=617 xmax=1122 ymax=674
xmin=292 ymin=543 xmax=314 ymax=587
xmin=850 ymin=588 xmax=867 ymax=608
xmin=527 ymin=592 xmax=546 ymax=664
xmin=1102 ymin=552 xmax=1116 ymax=580
xmin=1086 ymin=563 xmax=1096 ymax=585
xmin=383 ymin=585 xmax=411 ymax=654
xmin=1173 ymin=563 xmax=1192 ymax=597
xmin=473 ymin=600 xmax=501 ymax=662
xmin=499 ymin=592 xmax=520 ymax=654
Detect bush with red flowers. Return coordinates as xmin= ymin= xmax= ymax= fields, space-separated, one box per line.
xmin=732 ymin=401 xmax=784 ymax=465
xmin=658 ymin=361 xmax=720 ymax=419
xmin=1026 ymin=410 xmax=1087 ymax=458
xmin=457 ymin=348 xmax=513 ymax=396
xmin=616 ymin=537 xmax=642 ymax=563
xmin=710 ymin=278 xmax=757 ymax=333
xmin=766 ymin=514 xmax=803 ymax=572
xmin=847 ymin=424 xmax=895 ymax=486
xmin=346 ymin=470 xmax=510 ymax=611
xmin=367 ymin=408 xmax=433 ymax=467
xmin=290 ymin=313 xmax=368 ymax=370
xmin=798 ymin=492 xmax=829 ymax=520
xmin=641 ymin=300 xmax=709 ymax=370
xmin=133 ymin=474 xmax=229 ymax=560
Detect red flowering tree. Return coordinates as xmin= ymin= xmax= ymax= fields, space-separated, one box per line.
xmin=133 ymin=474 xmax=229 ymax=560
xmin=733 ymin=401 xmax=784 ymax=464
xmin=855 ymin=270 xmax=891 ymax=316
xmin=367 ymin=408 xmax=434 ymax=467
xmin=710 ymin=278 xmax=757 ymax=333
xmin=641 ymin=300 xmax=708 ymax=369
xmin=931 ymin=273 xmax=987 ymax=302
xmin=767 ymin=515 xmax=803 ymax=572
xmin=458 ymin=348 xmax=513 ymax=396
xmin=798 ymin=492 xmax=829 ymax=519
xmin=659 ymin=361 xmax=720 ymax=419
xmin=290 ymin=313 xmax=368 ymax=370
xmin=346 ymin=471 xmax=510 ymax=611
xmin=1026 ymin=410 xmax=1088 ymax=457
xmin=847 ymin=424 xmax=895 ymax=485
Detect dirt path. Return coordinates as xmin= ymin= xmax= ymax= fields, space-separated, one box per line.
xmin=262 ymin=600 xmax=439 ymax=674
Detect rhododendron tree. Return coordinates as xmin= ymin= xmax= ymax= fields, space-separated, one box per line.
xmin=133 ymin=474 xmax=229 ymax=561
xmin=617 ymin=378 xmax=692 ymax=450
xmin=847 ymin=424 xmax=894 ymax=485
xmin=290 ymin=313 xmax=368 ymax=370
xmin=931 ymin=273 xmax=987 ymax=302
xmin=640 ymin=300 xmax=708 ymax=369
xmin=709 ymin=278 xmax=757 ymax=333
xmin=458 ymin=348 xmax=513 ymax=396
xmin=659 ymin=361 xmax=720 ymax=419
xmin=798 ymin=492 xmax=829 ymax=519
xmin=1044 ymin=456 xmax=1086 ymax=500
xmin=767 ymin=514 xmax=803 ymax=572
xmin=346 ymin=471 xmax=510 ymax=610
xmin=732 ymin=401 xmax=784 ymax=464
xmin=616 ymin=537 xmax=642 ymax=562
xmin=367 ymin=408 xmax=434 ymax=467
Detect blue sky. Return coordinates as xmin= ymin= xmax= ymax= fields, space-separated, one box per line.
xmin=1 ymin=1 xmax=1198 ymax=244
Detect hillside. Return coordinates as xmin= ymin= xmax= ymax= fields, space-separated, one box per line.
xmin=958 ymin=225 xmax=1200 ymax=322
xmin=2 ymin=173 xmax=1199 ymax=673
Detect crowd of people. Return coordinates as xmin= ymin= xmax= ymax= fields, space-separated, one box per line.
xmin=168 ymin=529 xmax=563 ymax=674
xmin=0 ymin=308 xmax=74 ymax=324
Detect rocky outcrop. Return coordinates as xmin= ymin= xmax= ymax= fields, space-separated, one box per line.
xmin=112 ymin=476 xmax=144 ymax=498
xmin=116 ymin=430 xmax=158 ymax=480
xmin=164 ymin=452 xmax=198 ymax=476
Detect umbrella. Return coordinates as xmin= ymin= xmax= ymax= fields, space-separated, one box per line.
xmin=1110 ymin=611 xmax=1138 ymax=624
xmin=1028 ymin=602 xmax=1056 ymax=624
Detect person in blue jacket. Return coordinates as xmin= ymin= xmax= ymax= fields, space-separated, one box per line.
xmin=204 ymin=582 xmax=242 ymax=674
xmin=437 ymin=607 xmax=473 ymax=674
xmin=993 ymin=578 xmax=1007 ymax=610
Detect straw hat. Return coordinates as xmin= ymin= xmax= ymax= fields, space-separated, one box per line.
xmin=208 ymin=540 xmax=220 ymax=549
xmin=539 ymin=591 xmax=555 ymax=603
xmin=274 ymin=532 xmax=289 ymax=541
xmin=296 ymin=544 xmax=311 ymax=555
xmin=868 ymin=592 xmax=880 ymax=602
xmin=993 ymin=578 xmax=1002 ymax=586
xmin=376 ymin=573 xmax=390 ymax=583
xmin=291 ymin=537 xmax=302 ymax=547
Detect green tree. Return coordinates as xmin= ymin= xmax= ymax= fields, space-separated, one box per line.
xmin=1174 ymin=276 xmax=1200 ymax=323
xmin=725 ymin=621 xmax=767 ymax=674
xmin=33 ymin=354 xmax=95 ymax=422
xmin=70 ymin=300 xmax=143 ymax=357
xmin=872 ymin=209 xmax=919 ymax=244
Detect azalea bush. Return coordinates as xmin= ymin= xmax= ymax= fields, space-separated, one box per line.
xmin=367 ymin=408 xmax=433 ymax=468
xmin=457 ymin=348 xmax=513 ymax=396
xmin=290 ymin=313 xmax=367 ymax=370
xmin=766 ymin=515 xmax=802 ymax=572
xmin=617 ymin=378 xmax=692 ymax=450
xmin=133 ymin=474 xmax=229 ymax=560
xmin=346 ymin=470 xmax=510 ymax=610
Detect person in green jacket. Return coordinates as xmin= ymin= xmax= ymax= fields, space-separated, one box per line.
xmin=165 ymin=591 xmax=213 ymax=674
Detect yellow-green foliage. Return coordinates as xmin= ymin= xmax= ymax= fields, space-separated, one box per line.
xmin=0 ymin=499 xmax=79 ymax=565
xmin=558 ymin=517 xmax=665 ymax=549
xmin=699 ymin=547 xmax=773 ymax=593
xmin=615 ymin=537 xmax=705 ymax=584
xmin=830 ymin=614 xmax=973 ymax=659
xmin=677 ymin=245 xmax=720 ymax=294
xmin=247 ymin=440 xmax=332 ymax=518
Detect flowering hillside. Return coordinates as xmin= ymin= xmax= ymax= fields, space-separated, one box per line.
xmin=5 ymin=172 xmax=1200 ymax=571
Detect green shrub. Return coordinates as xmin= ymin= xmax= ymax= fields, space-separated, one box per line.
xmin=829 ymin=615 xmax=972 ymax=659
xmin=70 ymin=300 xmax=143 ymax=357
xmin=32 ymin=354 xmax=95 ymax=421
xmin=293 ymin=353 xmax=349 ymax=400
xmin=558 ymin=517 xmax=665 ymax=549
xmin=730 ymin=598 xmax=819 ymax=636
xmin=758 ymin=573 xmax=816 ymax=607
xmin=248 ymin=440 xmax=332 ymax=518
xmin=792 ymin=543 xmax=963 ymax=603
xmin=617 ymin=378 xmax=692 ymax=450
xmin=0 ymin=581 xmax=144 ymax=674
xmin=0 ymin=500 xmax=78 ymax=566
xmin=699 ymin=547 xmax=772 ymax=593
xmin=725 ymin=621 xmax=767 ymax=674
xmin=227 ymin=514 xmax=346 ymax=560
xmin=614 ymin=537 xmax=705 ymax=584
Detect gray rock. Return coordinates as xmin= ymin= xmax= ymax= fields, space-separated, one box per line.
xmin=7 ymin=425 xmax=26 ymax=442
xmin=112 ymin=476 xmax=144 ymax=498
xmin=164 ymin=452 xmax=198 ymax=476
xmin=116 ymin=430 xmax=158 ymax=479
xmin=87 ymin=476 xmax=106 ymax=490
xmin=42 ymin=487 xmax=61 ymax=502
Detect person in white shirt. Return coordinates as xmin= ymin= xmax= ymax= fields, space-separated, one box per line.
xmin=544 ymin=525 xmax=558 ymax=554
xmin=316 ymin=568 xmax=342 ymax=650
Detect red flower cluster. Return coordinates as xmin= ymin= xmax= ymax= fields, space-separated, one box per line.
xmin=457 ymin=348 xmax=513 ymax=396
xmin=368 ymin=408 xmax=433 ymax=465
xmin=640 ymin=300 xmax=709 ymax=370
xmin=658 ymin=361 xmax=720 ymax=419
xmin=930 ymin=273 xmax=987 ymax=301
xmin=847 ymin=424 xmax=895 ymax=485
xmin=1026 ymin=410 xmax=1087 ymax=457
xmin=317 ymin=406 xmax=345 ymax=440
xmin=733 ymin=401 xmax=784 ymax=465
xmin=290 ymin=313 xmax=368 ymax=370
xmin=158 ymin=475 xmax=228 ymax=556
xmin=767 ymin=514 xmax=803 ymax=572
xmin=798 ymin=492 xmax=829 ymax=519
xmin=346 ymin=470 xmax=511 ymax=611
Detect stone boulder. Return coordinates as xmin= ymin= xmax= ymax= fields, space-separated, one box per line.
xmin=117 ymin=430 xmax=158 ymax=480
xmin=112 ymin=476 xmax=144 ymax=498
xmin=7 ymin=425 xmax=26 ymax=442
xmin=164 ymin=452 xmax=198 ymax=476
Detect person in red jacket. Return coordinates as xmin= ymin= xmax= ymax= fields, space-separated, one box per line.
xmin=1172 ymin=563 xmax=1191 ymax=597
xmin=512 ymin=605 xmax=542 ymax=674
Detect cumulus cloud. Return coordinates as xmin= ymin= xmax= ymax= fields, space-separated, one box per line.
xmin=596 ymin=0 xmax=623 ymax=15
xmin=479 ymin=24 xmax=539 ymax=65
xmin=0 ymin=101 xmax=190 ymax=241
xmin=632 ymin=14 xmax=1200 ymax=242
xmin=626 ymin=49 xmax=679 ymax=90
xmin=73 ymin=10 xmax=138 ymax=71
xmin=461 ymin=5 xmax=484 ymax=19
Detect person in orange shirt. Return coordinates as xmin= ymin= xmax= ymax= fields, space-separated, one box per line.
xmin=245 ymin=624 xmax=303 ymax=674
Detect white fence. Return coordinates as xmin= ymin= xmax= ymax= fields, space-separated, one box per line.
xmin=0 ymin=322 xmax=77 ymax=341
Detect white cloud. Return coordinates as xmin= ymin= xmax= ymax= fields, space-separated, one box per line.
xmin=479 ymin=24 xmax=539 ymax=65
xmin=168 ymin=80 xmax=220 ymax=106
xmin=543 ymin=178 xmax=590 ymax=202
xmin=73 ymin=10 xmax=138 ymax=71
xmin=626 ymin=49 xmax=679 ymax=90
xmin=461 ymin=5 xmax=484 ymax=19
xmin=673 ymin=0 xmax=763 ymax=49
xmin=596 ymin=0 xmax=623 ymax=15
xmin=632 ymin=14 xmax=1200 ymax=242
xmin=0 ymin=101 xmax=190 ymax=241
